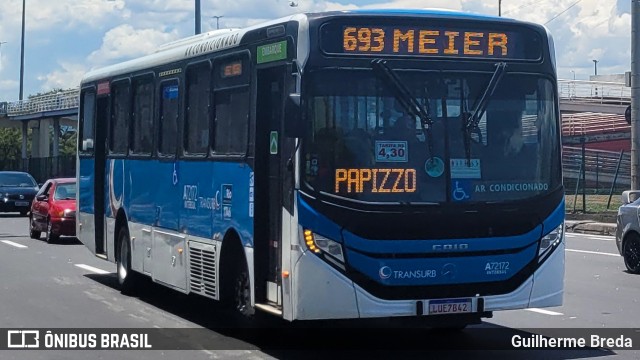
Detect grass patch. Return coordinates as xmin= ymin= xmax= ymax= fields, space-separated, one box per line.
xmin=565 ymin=194 xmax=621 ymax=214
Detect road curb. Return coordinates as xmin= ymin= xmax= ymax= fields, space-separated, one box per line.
xmin=565 ymin=220 xmax=617 ymax=236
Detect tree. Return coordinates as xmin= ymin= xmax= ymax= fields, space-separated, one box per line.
xmin=0 ymin=128 xmax=22 ymax=161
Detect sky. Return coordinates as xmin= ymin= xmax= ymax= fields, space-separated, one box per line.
xmin=0 ymin=0 xmax=633 ymax=101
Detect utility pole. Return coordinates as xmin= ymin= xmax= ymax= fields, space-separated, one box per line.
xmin=632 ymin=0 xmax=640 ymax=189
xmin=20 ymin=0 xmax=26 ymax=100
xmin=195 ymin=0 xmax=201 ymax=34
xmin=0 ymin=41 xmax=6 ymax=70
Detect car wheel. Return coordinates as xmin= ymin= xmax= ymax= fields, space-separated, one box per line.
xmin=46 ymin=219 xmax=59 ymax=244
xmin=20 ymin=210 xmax=28 ymax=217
xmin=29 ymin=215 xmax=41 ymax=240
xmin=623 ymin=234 xmax=640 ymax=274
xmin=117 ymin=227 xmax=138 ymax=294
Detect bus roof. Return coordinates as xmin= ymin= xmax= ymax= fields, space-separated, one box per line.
xmin=81 ymin=9 xmax=544 ymax=85
xmin=332 ymin=8 xmax=506 ymax=21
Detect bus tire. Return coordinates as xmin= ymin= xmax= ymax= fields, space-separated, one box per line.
xmin=221 ymin=242 xmax=255 ymax=325
xmin=117 ymin=227 xmax=138 ymax=294
xmin=233 ymin=256 xmax=254 ymax=318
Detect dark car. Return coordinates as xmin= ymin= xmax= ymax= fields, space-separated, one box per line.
xmin=0 ymin=171 xmax=39 ymax=216
xmin=29 ymin=178 xmax=76 ymax=243
xmin=616 ymin=190 xmax=640 ymax=274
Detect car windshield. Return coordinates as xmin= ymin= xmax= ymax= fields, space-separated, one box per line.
xmin=302 ymin=69 xmax=561 ymax=204
xmin=54 ymin=183 xmax=76 ymax=200
xmin=0 ymin=173 xmax=37 ymax=187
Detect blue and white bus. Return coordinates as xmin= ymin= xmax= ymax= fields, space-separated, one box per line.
xmin=77 ymin=9 xmax=564 ymax=327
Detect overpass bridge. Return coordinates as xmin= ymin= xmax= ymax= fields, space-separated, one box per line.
xmin=0 ymin=88 xmax=79 ymax=158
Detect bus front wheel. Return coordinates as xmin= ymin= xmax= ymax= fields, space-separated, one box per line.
xmin=117 ymin=227 xmax=138 ymax=294
xmin=221 ymin=243 xmax=255 ymax=325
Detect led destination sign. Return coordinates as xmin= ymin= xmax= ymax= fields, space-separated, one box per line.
xmin=335 ymin=168 xmax=417 ymax=194
xmin=320 ymin=22 xmax=541 ymax=60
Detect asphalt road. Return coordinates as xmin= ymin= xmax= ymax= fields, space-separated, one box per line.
xmin=0 ymin=214 xmax=639 ymax=359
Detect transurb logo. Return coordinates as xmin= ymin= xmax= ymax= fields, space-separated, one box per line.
xmin=378 ymin=265 xmax=437 ymax=280
xmin=379 ymin=266 xmax=392 ymax=280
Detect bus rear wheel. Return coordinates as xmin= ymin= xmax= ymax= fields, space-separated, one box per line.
xmin=117 ymin=227 xmax=138 ymax=294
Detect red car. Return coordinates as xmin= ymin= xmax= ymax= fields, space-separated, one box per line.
xmin=29 ymin=178 xmax=76 ymax=243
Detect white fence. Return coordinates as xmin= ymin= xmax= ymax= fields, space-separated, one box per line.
xmin=5 ymin=88 xmax=80 ymax=116
xmin=557 ymin=80 xmax=630 ymax=105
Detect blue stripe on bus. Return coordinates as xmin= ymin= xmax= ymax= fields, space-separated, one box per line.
xmin=79 ymin=158 xmax=254 ymax=247
xmin=347 ymin=242 xmax=538 ymax=286
xmin=297 ymin=195 xmax=564 ymax=286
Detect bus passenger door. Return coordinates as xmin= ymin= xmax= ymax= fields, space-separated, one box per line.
xmin=254 ymin=65 xmax=289 ymax=308
xmin=94 ymin=96 xmax=108 ymax=256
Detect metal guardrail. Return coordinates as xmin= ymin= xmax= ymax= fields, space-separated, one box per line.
xmin=558 ymin=80 xmax=631 ymax=105
xmin=5 ymin=88 xmax=80 ymax=116
xmin=562 ymin=146 xmax=631 ymax=189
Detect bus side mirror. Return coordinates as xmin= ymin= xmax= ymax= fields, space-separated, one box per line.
xmin=284 ymin=93 xmax=304 ymax=138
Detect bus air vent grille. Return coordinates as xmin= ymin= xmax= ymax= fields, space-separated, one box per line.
xmin=189 ymin=242 xmax=218 ymax=300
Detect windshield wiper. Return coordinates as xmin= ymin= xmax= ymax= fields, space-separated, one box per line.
xmin=371 ymin=59 xmax=434 ymax=157
xmin=462 ymin=62 xmax=507 ymax=164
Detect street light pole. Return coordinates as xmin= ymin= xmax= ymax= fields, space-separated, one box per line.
xmin=212 ymin=15 xmax=223 ymax=29
xmin=499 ymin=0 xmax=502 ymax=16
xmin=632 ymin=0 xmax=640 ymax=190
xmin=0 ymin=41 xmax=6 ymax=70
xmin=592 ymin=59 xmax=599 ymax=77
xmin=195 ymin=0 xmax=201 ymax=34
xmin=19 ymin=0 xmax=26 ymax=100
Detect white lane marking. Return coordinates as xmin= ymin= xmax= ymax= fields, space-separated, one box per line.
xmin=566 ymin=234 xmax=615 ymax=241
xmin=566 ymin=249 xmax=620 ymax=257
xmin=74 ymin=264 xmax=110 ymax=274
xmin=525 ymin=308 xmax=564 ymax=316
xmin=1 ymin=240 xmax=27 ymax=249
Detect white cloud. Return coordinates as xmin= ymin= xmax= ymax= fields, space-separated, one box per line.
xmin=88 ymin=25 xmax=180 ymax=66
xmin=36 ymin=62 xmax=86 ymax=91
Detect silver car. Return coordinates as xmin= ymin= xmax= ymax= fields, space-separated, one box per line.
xmin=616 ymin=190 xmax=640 ymax=274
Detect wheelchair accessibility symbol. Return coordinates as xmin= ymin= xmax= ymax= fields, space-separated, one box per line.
xmin=452 ymin=181 xmax=470 ymax=201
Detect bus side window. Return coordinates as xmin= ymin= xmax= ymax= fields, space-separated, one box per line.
xmin=110 ymin=80 xmax=131 ymax=155
xmin=79 ymin=89 xmax=96 ymax=154
xmin=159 ymin=81 xmax=180 ymax=157
xmin=131 ymin=76 xmax=154 ymax=155
xmin=185 ymin=62 xmax=211 ymax=155
xmin=212 ymin=54 xmax=250 ymax=155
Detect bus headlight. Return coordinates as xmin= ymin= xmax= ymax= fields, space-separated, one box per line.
xmin=538 ymin=223 xmax=563 ymax=263
xmin=303 ymin=229 xmax=345 ymax=263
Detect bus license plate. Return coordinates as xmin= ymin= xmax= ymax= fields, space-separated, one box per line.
xmin=428 ymin=298 xmax=472 ymax=315
xmin=15 ymin=201 xmax=29 ymax=207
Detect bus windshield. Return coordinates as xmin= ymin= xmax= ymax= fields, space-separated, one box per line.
xmin=302 ymin=69 xmax=561 ymax=204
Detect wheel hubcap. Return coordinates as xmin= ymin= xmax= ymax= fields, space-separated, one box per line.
xmin=119 ymin=240 xmax=128 ymax=280
xmin=234 ymin=270 xmax=251 ymax=315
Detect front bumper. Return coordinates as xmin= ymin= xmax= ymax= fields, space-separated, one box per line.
xmin=50 ymin=217 xmax=76 ymax=236
xmin=0 ymin=200 xmax=31 ymax=213
xmin=291 ymin=241 xmax=564 ymax=320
